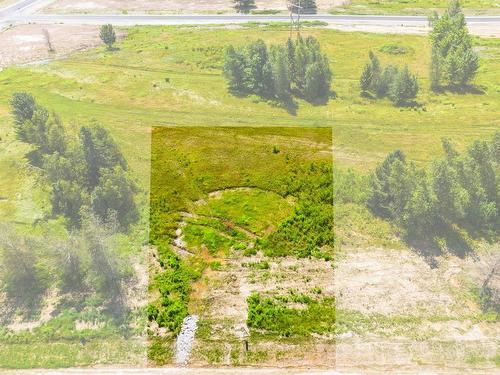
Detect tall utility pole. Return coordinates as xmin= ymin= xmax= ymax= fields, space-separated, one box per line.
xmin=287 ymin=0 xmax=302 ymax=38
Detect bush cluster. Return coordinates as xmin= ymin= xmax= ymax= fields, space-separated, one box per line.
xmin=146 ymin=243 xmax=200 ymax=334
xmin=224 ymin=36 xmax=332 ymax=106
xmin=246 ymin=292 xmax=335 ymax=337
xmin=261 ymin=161 xmax=333 ymax=259
xmin=360 ymin=51 xmax=418 ymax=106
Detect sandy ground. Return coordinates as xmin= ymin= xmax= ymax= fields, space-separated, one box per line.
xmin=41 ymin=0 xmax=337 ymax=14
xmin=335 ymin=245 xmax=500 ymax=373
xmin=327 ymin=21 xmax=500 ymax=38
xmin=0 ymin=0 xmax=19 ymax=9
xmin=0 ymin=23 xmax=126 ymax=68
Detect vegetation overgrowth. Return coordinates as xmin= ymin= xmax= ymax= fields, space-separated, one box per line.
xmin=148 ymin=127 xmax=332 ymax=363
xmin=360 ymin=51 xmax=419 ymax=106
xmin=247 ymin=292 xmax=335 ymax=337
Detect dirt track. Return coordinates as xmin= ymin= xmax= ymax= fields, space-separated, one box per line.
xmin=0 ymin=23 xmax=128 ymax=68
xmin=3 ymin=369 xmax=342 ymax=375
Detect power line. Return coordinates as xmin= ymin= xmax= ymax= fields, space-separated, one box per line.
xmin=287 ymin=0 xmax=302 ymax=38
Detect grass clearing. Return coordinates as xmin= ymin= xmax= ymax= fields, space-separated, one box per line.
xmin=195 ymin=189 xmax=294 ymax=235
xmin=331 ymin=0 xmax=500 ymax=15
xmin=0 ymin=25 xmax=498 ymax=176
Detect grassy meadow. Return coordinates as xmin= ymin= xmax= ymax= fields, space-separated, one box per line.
xmin=0 ymin=24 xmax=498 ymax=184
xmin=331 ymin=0 xmax=500 ymax=15
xmin=0 ymin=22 xmax=498 ymax=369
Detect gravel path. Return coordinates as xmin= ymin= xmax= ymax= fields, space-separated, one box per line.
xmin=175 ymin=315 xmax=199 ymax=366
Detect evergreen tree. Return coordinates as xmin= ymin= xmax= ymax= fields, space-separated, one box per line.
xmin=368 ymin=51 xmax=381 ymax=92
xmin=80 ymin=125 xmax=127 ymax=190
xmin=304 ymin=60 xmax=331 ymax=101
xmin=223 ymin=45 xmax=247 ymax=92
xmin=429 ymin=0 xmax=479 ymax=88
xmin=223 ymin=37 xmax=332 ymax=106
xmin=430 ymin=159 xmax=466 ymax=222
xmin=270 ymin=45 xmax=291 ymax=101
xmin=377 ymin=65 xmax=398 ymax=98
xmin=370 ymin=133 xmax=500 ymax=237
xmin=430 ymin=45 xmax=441 ymax=91
xmin=368 ymin=150 xmax=408 ymax=218
xmin=293 ymin=37 xmax=309 ymax=90
xmin=10 ymin=92 xmax=35 ymax=128
xmin=402 ymin=171 xmax=436 ymax=235
xmin=51 ymin=179 xmax=90 ymax=225
xmin=389 ymin=66 xmax=419 ymax=106
xmin=100 ymin=24 xmax=116 ymax=50
xmin=360 ymin=63 xmax=373 ymax=94
xmin=285 ymin=40 xmax=296 ymax=87
xmin=91 ymin=166 xmax=139 ymax=230
xmin=247 ymin=40 xmax=274 ymax=96
xmin=46 ymin=115 xmax=67 ymax=155
xmin=233 ymin=0 xmax=256 ymax=14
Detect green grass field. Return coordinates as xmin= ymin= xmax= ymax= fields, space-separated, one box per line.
xmin=331 ymin=0 xmax=500 ymax=15
xmin=0 ymin=23 xmax=498 ymax=369
xmin=0 ymin=24 xmax=498 ymax=183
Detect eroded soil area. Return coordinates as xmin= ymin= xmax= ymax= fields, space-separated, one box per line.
xmin=0 ymin=24 xmax=115 ymax=67
xmin=335 ymin=245 xmax=500 ymax=373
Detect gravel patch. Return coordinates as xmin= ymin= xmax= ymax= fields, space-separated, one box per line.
xmin=175 ymin=314 xmax=199 ymax=365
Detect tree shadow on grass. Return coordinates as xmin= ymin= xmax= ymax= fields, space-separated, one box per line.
xmin=228 ymin=88 xmax=299 ymax=115
xmin=308 ymin=91 xmax=336 ymax=106
xmin=395 ymin=100 xmax=424 ymax=109
xmin=360 ymin=91 xmax=375 ymax=100
xmin=405 ymin=223 xmax=475 ymax=268
xmin=433 ymin=84 xmax=486 ymax=95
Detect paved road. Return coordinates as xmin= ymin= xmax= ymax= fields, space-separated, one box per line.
xmin=4 ymin=13 xmax=500 ymax=26
xmin=0 ymin=0 xmax=39 ymax=16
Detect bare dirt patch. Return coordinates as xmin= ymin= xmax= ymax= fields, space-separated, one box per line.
xmin=0 ymin=0 xmax=19 ymax=9
xmin=335 ymin=245 xmax=500 ymax=372
xmin=0 ymin=24 xmax=124 ymax=68
xmin=41 ymin=0 xmax=335 ymax=15
xmin=335 ymin=247 xmax=468 ymax=316
xmin=325 ymin=21 xmax=500 ymax=38
xmin=190 ymin=251 xmax=335 ymax=367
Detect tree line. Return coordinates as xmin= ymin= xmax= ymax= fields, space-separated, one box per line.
xmin=10 ymin=92 xmax=139 ymax=230
xmin=360 ymin=51 xmax=419 ymax=106
xmin=0 ymin=213 xmax=131 ymax=322
xmin=368 ymin=133 xmax=499 ymax=240
xmin=223 ymin=36 xmax=332 ymax=108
